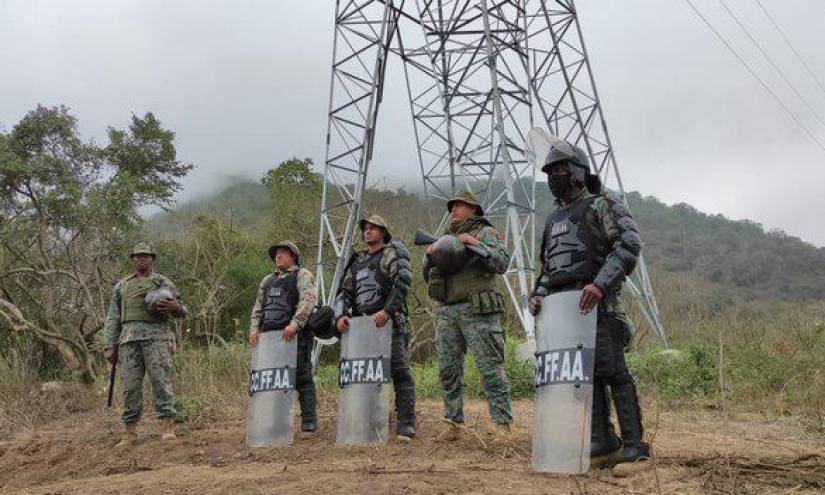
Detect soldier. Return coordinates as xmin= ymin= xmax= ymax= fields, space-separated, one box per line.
xmin=422 ymin=191 xmax=513 ymax=441
xmin=529 ymin=140 xmax=650 ymax=476
xmin=104 ymin=242 xmax=188 ymax=447
xmin=335 ymin=215 xmax=416 ymax=442
xmin=249 ymin=241 xmax=318 ymax=435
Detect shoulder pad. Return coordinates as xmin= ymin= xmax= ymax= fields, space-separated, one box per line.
xmin=602 ymin=190 xmax=623 ymax=202
xmin=389 ymin=240 xmax=411 ymax=261
xmin=603 ymin=192 xmax=632 ymax=219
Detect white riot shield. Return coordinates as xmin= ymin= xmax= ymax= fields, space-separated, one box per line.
xmin=336 ymin=316 xmax=392 ymax=445
xmin=246 ymin=330 xmax=297 ymax=448
xmin=532 ymin=290 xmax=597 ymax=473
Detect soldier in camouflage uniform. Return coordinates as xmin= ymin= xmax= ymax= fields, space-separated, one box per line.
xmin=529 ymin=140 xmax=649 ymax=476
xmin=249 ymin=241 xmax=319 ymax=434
xmin=104 ymin=242 xmax=188 ymax=447
xmin=335 ymin=215 xmax=416 ymax=441
xmin=422 ymin=191 xmax=513 ymax=441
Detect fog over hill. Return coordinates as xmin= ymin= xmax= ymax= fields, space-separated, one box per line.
xmin=153 ymin=176 xmax=825 ymax=302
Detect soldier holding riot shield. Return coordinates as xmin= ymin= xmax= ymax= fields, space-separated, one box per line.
xmin=529 ymin=140 xmax=650 ymax=476
xmin=248 ymin=241 xmax=318 ymax=440
xmin=335 ymin=215 xmax=416 ymax=442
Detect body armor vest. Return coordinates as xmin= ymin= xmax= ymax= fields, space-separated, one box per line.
xmin=121 ymin=276 xmax=163 ymax=323
xmin=351 ymin=250 xmax=390 ymax=316
xmin=541 ymin=195 xmax=609 ymax=291
xmin=442 ymin=219 xmax=498 ymax=305
xmin=261 ymin=270 xmax=299 ymax=331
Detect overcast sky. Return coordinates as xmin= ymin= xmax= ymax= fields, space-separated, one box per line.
xmin=2 ymin=0 xmax=824 ymax=246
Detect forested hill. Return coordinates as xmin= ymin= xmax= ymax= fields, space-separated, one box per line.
xmin=153 ymin=177 xmax=825 ymax=302
xmin=625 ymin=192 xmax=825 ymax=301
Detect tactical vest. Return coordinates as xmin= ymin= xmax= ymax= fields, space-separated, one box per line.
xmin=437 ymin=218 xmax=502 ymax=311
xmin=261 ymin=270 xmax=300 ymax=331
xmin=121 ymin=276 xmax=164 ymax=324
xmin=351 ymin=250 xmax=390 ymax=316
xmin=541 ymin=195 xmax=609 ymax=290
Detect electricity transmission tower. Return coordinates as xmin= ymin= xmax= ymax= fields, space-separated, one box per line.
xmin=315 ymin=0 xmax=667 ymax=351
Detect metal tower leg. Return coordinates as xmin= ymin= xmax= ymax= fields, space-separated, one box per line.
xmin=314 ymin=1 xmax=400 ymax=364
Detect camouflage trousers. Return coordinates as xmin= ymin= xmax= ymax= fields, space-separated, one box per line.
xmin=436 ymin=302 xmax=512 ymax=425
xmin=119 ymin=339 xmax=176 ymax=424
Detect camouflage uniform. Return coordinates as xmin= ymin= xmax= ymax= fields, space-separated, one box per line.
xmin=424 ymin=194 xmax=513 ymax=426
xmin=338 ymin=231 xmax=416 ymax=433
xmin=104 ymin=273 xmax=187 ymax=424
xmin=250 ymin=264 xmax=318 ymax=428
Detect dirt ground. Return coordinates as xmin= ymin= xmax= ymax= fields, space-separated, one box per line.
xmin=1 ymin=399 xmax=824 ymax=495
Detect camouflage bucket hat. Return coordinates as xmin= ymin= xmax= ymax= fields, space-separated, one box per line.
xmin=358 ymin=215 xmax=392 ymax=242
xmin=130 ymin=242 xmax=156 ymax=257
xmin=446 ymin=190 xmax=484 ymax=216
xmin=268 ymin=240 xmax=300 ymax=265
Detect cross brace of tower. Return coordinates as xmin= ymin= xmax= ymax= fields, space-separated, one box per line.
xmin=314 ymin=0 xmax=668 ymax=358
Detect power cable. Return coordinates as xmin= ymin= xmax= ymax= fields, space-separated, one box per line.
xmin=719 ymin=0 xmax=825 ymax=129
xmin=753 ymin=0 xmax=825 ymax=102
xmin=682 ymin=0 xmax=825 ymax=153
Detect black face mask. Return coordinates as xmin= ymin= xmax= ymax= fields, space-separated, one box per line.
xmin=548 ymin=173 xmax=572 ymax=199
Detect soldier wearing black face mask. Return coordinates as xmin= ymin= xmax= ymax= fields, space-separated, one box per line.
xmin=529 ymin=140 xmax=650 ymax=476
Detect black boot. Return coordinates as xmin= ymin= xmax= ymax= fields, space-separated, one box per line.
xmin=611 ymin=382 xmax=651 ymax=476
xmin=298 ymin=388 xmax=317 ymax=433
xmin=395 ymin=384 xmax=416 ymax=441
xmin=391 ymin=325 xmax=416 ymax=442
xmin=591 ymin=383 xmax=621 ymax=467
xmin=296 ymin=333 xmax=317 ymax=434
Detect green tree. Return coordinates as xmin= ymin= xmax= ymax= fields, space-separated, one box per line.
xmin=260 ymin=158 xmax=322 ymax=257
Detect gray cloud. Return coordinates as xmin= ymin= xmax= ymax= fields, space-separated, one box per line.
xmin=2 ymin=0 xmax=823 ymax=245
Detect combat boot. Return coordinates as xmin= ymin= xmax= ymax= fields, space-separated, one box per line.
xmin=115 ymin=423 xmax=139 ymax=447
xmin=396 ymin=384 xmax=416 ymax=443
xmin=435 ymin=421 xmax=463 ymax=442
xmin=490 ymin=422 xmax=513 ymax=443
xmin=610 ymin=382 xmax=651 ymax=477
xmin=590 ymin=383 xmax=621 ymax=468
xmin=396 ymin=425 xmax=415 ymax=443
xmin=160 ymin=417 xmax=177 ymax=441
xmin=298 ymin=388 xmax=318 ymax=437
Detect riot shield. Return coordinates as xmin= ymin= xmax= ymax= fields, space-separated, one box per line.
xmin=336 ymin=316 xmax=392 ymax=445
xmin=246 ymin=330 xmax=297 ymax=448
xmin=532 ymin=290 xmax=597 ymax=473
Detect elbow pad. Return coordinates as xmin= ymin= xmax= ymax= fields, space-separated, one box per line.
xmin=594 ymin=193 xmax=642 ymax=291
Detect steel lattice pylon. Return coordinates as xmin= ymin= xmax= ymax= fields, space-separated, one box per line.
xmin=315 ymin=0 xmax=667 ymax=356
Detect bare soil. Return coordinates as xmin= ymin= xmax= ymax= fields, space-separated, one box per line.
xmin=1 ymin=399 xmax=824 ymax=494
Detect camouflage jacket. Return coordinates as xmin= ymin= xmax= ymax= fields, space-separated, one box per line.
xmin=249 ymin=265 xmax=317 ymax=334
xmin=104 ymin=272 xmax=188 ymax=347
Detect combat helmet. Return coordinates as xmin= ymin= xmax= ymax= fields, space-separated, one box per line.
xmin=428 ymin=235 xmax=467 ymax=275
xmin=145 ymin=287 xmax=175 ymax=316
xmin=542 ymin=140 xmax=602 ymax=193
